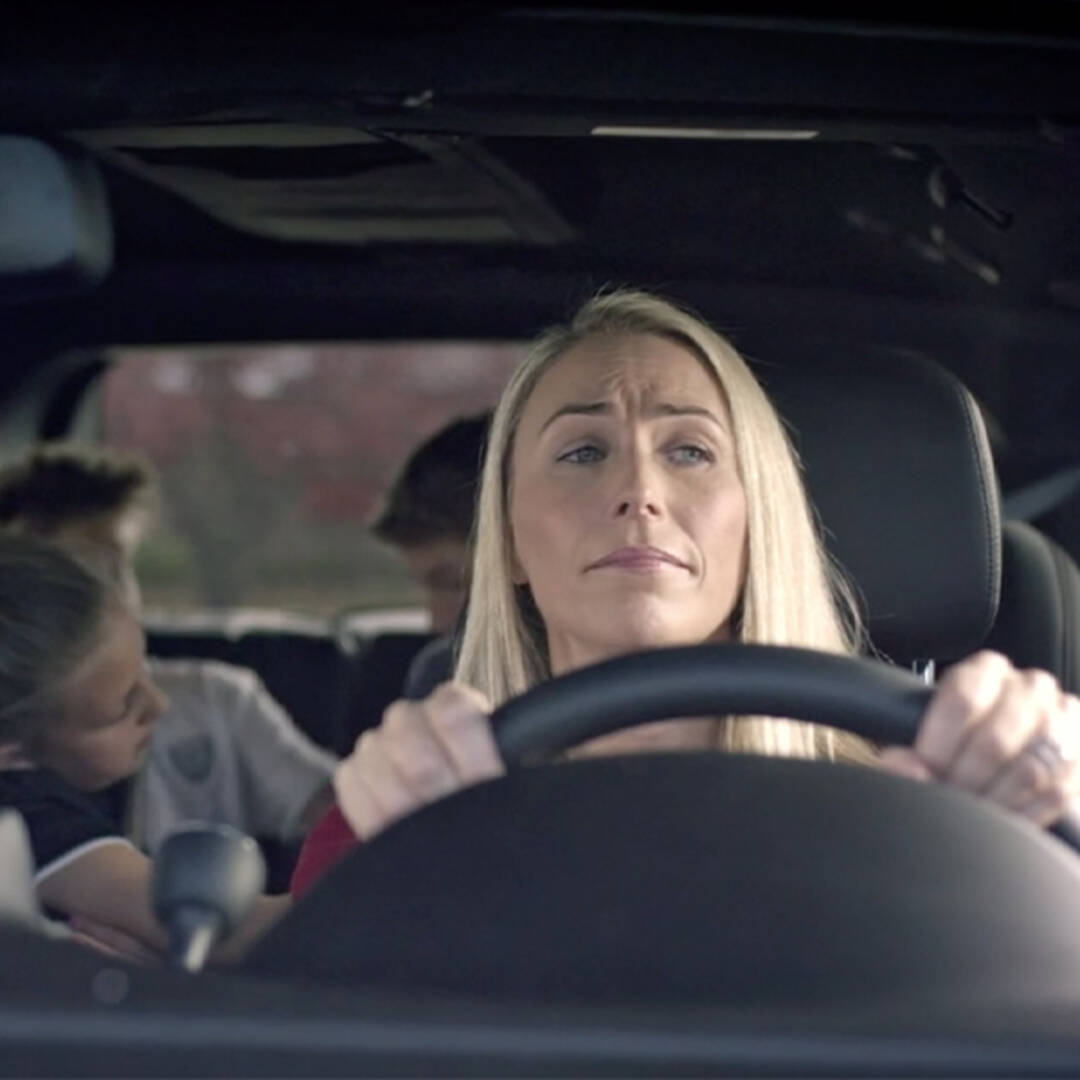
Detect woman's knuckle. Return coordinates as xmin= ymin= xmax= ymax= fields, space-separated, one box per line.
xmin=975 ymin=726 xmax=1012 ymax=766
xmin=942 ymin=674 xmax=983 ymax=715
xmin=428 ymin=699 xmax=477 ymax=734
xmin=356 ymin=729 xmax=379 ymax=756
xmin=398 ymin=749 xmax=445 ymax=791
xmin=1021 ymin=668 xmax=1059 ymax=697
xmin=974 ymin=649 xmax=1012 ymax=673
xmin=1017 ymin=757 xmax=1047 ymax=791
xmin=429 ymin=680 xmax=462 ymax=702
xmin=382 ymin=700 xmax=418 ymax=733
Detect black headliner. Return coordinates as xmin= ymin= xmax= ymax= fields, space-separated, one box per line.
xmin=2 ymin=5 xmax=1080 ymax=486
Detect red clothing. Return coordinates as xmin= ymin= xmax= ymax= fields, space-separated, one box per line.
xmin=290 ymin=804 xmax=358 ymax=896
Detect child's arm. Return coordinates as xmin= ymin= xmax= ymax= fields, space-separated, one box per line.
xmin=202 ymin=662 xmax=339 ymax=839
xmin=36 ymin=843 xmax=288 ymax=962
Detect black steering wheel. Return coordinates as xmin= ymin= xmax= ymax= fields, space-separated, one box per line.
xmin=250 ymin=643 xmax=1080 ymax=1003
xmin=490 ymin=643 xmax=1080 ymax=851
xmin=491 ymin=643 xmax=931 ymax=761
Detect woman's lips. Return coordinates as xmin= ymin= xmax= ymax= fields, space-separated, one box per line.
xmin=587 ymin=546 xmax=689 ymax=572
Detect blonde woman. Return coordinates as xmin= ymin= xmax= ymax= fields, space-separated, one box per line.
xmin=292 ymin=289 xmax=1080 ymax=893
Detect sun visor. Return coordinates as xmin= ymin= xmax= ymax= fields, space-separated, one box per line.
xmin=0 ymin=137 xmax=113 ymax=302
xmin=69 ymin=124 xmax=573 ymax=247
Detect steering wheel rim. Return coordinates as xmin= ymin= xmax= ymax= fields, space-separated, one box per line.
xmin=489 ymin=643 xmax=1080 ymax=852
xmin=490 ymin=644 xmax=932 ymax=763
xmin=251 ymin=642 xmax=1080 ymax=1003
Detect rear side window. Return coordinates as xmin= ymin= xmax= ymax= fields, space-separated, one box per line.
xmin=97 ymin=343 xmax=522 ymax=622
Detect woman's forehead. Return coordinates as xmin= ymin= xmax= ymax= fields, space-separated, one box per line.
xmin=522 ymin=332 xmax=726 ymax=426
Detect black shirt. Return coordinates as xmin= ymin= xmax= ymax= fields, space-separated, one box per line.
xmin=0 ymin=768 xmax=132 ymax=878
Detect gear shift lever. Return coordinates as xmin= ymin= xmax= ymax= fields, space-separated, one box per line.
xmin=151 ymin=823 xmax=265 ymax=973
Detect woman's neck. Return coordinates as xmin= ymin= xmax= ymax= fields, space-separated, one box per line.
xmin=546 ymin=625 xmax=731 ymax=678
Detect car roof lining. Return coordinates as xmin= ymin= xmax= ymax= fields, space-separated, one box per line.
xmin=4 ymin=6 xmax=1080 ymax=490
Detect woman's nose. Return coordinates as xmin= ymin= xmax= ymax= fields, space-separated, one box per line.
xmin=612 ymin=453 xmax=662 ymax=519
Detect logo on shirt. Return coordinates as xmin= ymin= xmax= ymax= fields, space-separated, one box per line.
xmin=165 ymin=735 xmax=214 ymax=784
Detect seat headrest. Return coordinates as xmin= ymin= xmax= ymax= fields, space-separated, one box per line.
xmin=754 ymin=353 xmax=1000 ymax=664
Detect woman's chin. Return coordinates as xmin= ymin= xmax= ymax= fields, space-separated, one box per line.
xmin=611 ymin=595 xmax=722 ymax=647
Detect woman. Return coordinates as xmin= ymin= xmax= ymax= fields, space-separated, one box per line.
xmin=292 ymin=289 xmax=1080 ymax=893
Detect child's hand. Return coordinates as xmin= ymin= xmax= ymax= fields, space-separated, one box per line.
xmin=68 ymin=915 xmax=161 ymax=966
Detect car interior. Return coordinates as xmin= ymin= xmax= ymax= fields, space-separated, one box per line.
xmin=3 ymin=4 xmax=1080 ymax=1075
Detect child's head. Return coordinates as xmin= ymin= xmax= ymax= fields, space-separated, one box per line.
xmin=371 ymin=414 xmax=491 ymax=635
xmin=0 ymin=535 xmax=166 ymax=791
xmin=0 ymin=443 xmax=158 ymax=612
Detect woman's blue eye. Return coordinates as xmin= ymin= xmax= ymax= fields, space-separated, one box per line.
xmin=559 ymin=444 xmax=606 ymax=465
xmin=669 ymin=444 xmax=712 ymax=464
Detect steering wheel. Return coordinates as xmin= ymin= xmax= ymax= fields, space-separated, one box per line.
xmin=490 ymin=643 xmax=1080 ymax=851
xmin=492 ymin=643 xmax=929 ymax=760
xmin=250 ymin=643 xmax=1080 ymax=1002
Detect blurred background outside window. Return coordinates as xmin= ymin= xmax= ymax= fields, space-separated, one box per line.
xmin=95 ymin=343 xmax=522 ymax=625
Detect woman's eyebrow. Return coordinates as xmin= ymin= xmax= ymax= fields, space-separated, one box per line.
xmin=540 ymin=401 xmax=727 ymax=432
xmin=651 ymin=403 xmax=727 ymax=428
xmin=540 ymin=402 xmax=610 ymax=432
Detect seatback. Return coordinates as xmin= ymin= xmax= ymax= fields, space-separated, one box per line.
xmin=146 ymin=625 xmax=354 ymax=753
xmin=147 ymin=624 xmax=436 ymax=757
xmin=982 ymin=519 xmax=1080 ymax=693
xmin=338 ymin=631 xmax=436 ymax=753
xmin=756 ymin=352 xmax=1000 ymax=665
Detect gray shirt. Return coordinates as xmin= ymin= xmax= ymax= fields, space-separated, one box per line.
xmin=135 ymin=658 xmax=337 ymax=852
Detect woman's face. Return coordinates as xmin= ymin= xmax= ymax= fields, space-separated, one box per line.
xmin=37 ymin=604 xmax=169 ymax=791
xmin=509 ymin=332 xmax=747 ymax=678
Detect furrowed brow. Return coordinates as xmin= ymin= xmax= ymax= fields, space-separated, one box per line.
xmin=540 ymin=402 xmax=611 ymax=433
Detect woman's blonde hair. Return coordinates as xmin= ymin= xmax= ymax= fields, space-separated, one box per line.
xmin=456 ymin=289 xmax=872 ymax=762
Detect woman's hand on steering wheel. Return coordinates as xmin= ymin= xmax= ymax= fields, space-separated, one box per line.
xmin=333 ymin=682 xmax=504 ymax=841
xmin=335 ymin=649 xmax=1080 ymax=844
xmin=879 ymin=650 xmax=1080 ymax=826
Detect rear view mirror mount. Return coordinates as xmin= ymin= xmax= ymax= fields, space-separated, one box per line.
xmin=0 ymin=136 xmax=113 ymax=303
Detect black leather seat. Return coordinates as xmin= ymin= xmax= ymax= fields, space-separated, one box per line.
xmin=982 ymin=519 xmax=1080 ymax=694
xmin=146 ymin=626 xmax=354 ymax=753
xmin=338 ymin=631 xmax=436 ymax=753
xmin=147 ymin=625 xmax=437 ymax=757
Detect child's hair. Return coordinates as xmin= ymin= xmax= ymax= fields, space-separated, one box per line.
xmin=0 ymin=534 xmax=112 ymax=752
xmin=0 ymin=442 xmax=158 ymax=542
xmin=371 ymin=414 xmax=491 ymax=548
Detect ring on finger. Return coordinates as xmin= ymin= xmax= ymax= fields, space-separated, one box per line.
xmin=1027 ymin=731 xmax=1077 ymax=773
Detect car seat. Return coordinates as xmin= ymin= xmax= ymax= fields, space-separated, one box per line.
xmin=982 ymin=519 xmax=1080 ymax=693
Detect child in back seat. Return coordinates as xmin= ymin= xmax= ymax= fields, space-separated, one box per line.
xmin=0 ymin=445 xmax=337 ymax=862
xmin=0 ymin=534 xmax=288 ymax=958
